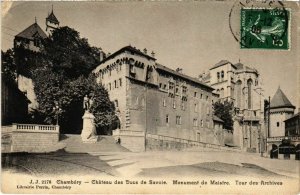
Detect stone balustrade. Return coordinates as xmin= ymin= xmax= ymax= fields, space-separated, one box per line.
xmin=12 ymin=123 xmax=59 ymax=133
xmin=2 ymin=124 xmax=61 ymax=152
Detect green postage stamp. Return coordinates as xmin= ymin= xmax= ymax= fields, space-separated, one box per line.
xmin=241 ymin=8 xmax=290 ymax=50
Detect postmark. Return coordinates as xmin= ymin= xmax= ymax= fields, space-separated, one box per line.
xmin=240 ymin=8 xmax=290 ymax=49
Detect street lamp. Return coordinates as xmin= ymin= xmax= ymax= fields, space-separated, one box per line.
xmin=53 ymin=101 xmax=62 ymax=126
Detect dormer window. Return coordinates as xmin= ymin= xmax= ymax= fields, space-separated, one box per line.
xmin=221 ymin=71 xmax=224 ymax=80
xmin=129 ymin=64 xmax=136 ymax=77
xmin=33 ymin=38 xmax=40 ymax=47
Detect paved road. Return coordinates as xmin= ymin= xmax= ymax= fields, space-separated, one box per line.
xmin=89 ymin=150 xmax=299 ymax=179
xmin=2 ymin=150 xmax=299 ymax=179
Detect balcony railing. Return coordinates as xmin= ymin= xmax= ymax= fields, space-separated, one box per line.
xmin=267 ymin=136 xmax=300 ymax=142
xmin=12 ymin=123 xmax=59 ymax=133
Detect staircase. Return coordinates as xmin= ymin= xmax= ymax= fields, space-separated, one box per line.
xmin=60 ymin=134 xmax=130 ymax=153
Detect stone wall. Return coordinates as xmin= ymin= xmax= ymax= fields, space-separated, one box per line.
xmin=146 ymin=134 xmax=223 ymax=151
xmin=9 ymin=124 xmax=60 ymax=153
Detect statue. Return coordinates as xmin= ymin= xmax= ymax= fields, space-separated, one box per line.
xmin=81 ymin=94 xmax=97 ymax=143
xmin=83 ymin=94 xmax=94 ymax=112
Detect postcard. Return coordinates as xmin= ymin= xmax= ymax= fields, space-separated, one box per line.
xmin=1 ymin=0 xmax=299 ymax=194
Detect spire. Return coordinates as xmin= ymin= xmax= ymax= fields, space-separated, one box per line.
xmin=46 ymin=5 xmax=59 ymax=25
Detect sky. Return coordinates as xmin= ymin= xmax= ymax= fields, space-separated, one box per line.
xmin=1 ymin=1 xmax=299 ymax=109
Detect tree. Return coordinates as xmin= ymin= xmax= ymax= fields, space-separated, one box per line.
xmin=1 ymin=49 xmax=17 ymax=81
xmin=41 ymin=26 xmax=101 ymax=78
xmin=213 ymin=100 xmax=234 ymax=130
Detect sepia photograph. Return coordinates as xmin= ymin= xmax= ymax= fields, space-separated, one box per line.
xmin=1 ymin=0 xmax=300 ymax=194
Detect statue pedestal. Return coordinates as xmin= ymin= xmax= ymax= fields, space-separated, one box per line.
xmin=81 ymin=111 xmax=98 ymax=143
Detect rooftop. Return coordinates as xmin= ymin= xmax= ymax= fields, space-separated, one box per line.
xmin=210 ymin=60 xmax=232 ymax=70
xmin=46 ymin=10 xmax=59 ymax=24
xmin=99 ymin=45 xmax=156 ymax=64
xmin=270 ymin=87 xmax=295 ymax=109
xmin=284 ymin=112 xmax=300 ymax=122
xmin=155 ymin=63 xmax=214 ymax=91
xmin=15 ymin=22 xmax=47 ymax=40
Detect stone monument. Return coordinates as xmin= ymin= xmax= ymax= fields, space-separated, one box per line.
xmin=81 ymin=95 xmax=98 ymax=143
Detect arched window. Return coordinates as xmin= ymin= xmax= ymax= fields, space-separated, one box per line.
xmin=247 ymin=79 xmax=253 ymax=109
xmin=217 ymin=72 xmax=220 ymax=81
xmin=221 ymin=71 xmax=224 ymax=80
xmin=236 ymin=80 xmax=242 ymax=108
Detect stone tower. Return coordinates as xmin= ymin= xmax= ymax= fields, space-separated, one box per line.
xmin=269 ymin=87 xmax=295 ymax=137
xmin=46 ymin=6 xmax=59 ymax=35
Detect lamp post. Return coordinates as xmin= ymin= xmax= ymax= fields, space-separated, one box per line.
xmin=53 ymin=101 xmax=61 ymax=126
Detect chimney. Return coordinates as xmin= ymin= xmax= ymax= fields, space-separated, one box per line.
xmin=151 ymin=51 xmax=155 ymax=58
xmin=176 ymin=68 xmax=183 ymax=73
xmin=143 ymin=48 xmax=147 ymax=54
xmin=99 ymin=48 xmax=104 ymax=62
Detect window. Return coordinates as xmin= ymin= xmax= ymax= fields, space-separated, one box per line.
xmin=109 ymin=83 xmax=111 ymax=91
xmin=119 ymin=78 xmax=122 ymax=87
xmin=193 ymin=118 xmax=198 ymax=127
xmin=163 ymin=98 xmax=166 ymax=107
xmin=194 ymin=92 xmax=197 ymax=97
xmin=207 ymin=107 xmax=210 ymax=115
xmin=206 ymin=96 xmax=209 ymax=101
xmin=200 ymin=94 xmax=203 ymax=99
xmin=201 ymin=120 xmax=204 ymax=127
xmin=114 ymin=80 xmax=117 ymax=88
xmin=181 ymin=101 xmax=185 ymax=110
xmin=277 ymin=122 xmax=280 ymax=127
xmin=33 ymin=38 xmax=40 ymax=47
xmin=182 ymin=86 xmax=187 ymax=94
xmin=114 ymin=100 xmax=119 ymax=108
xmin=159 ymin=83 xmax=162 ymax=88
xmin=129 ymin=64 xmax=136 ymax=77
xmin=197 ymin=132 xmax=200 ymax=142
xmin=173 ymin=100 xmax=176 ymax=109
xmin=194 ymin=103 xmax=198 ymax=112
xmin=169 ymin=82 xmax=174 ymax=90
xmin=166 ymin=115 xmax=169 ymax=124
xmin=247 ymin=79 xmax=252 ymax=109
xmin=163 ymin=84 xmax=167 ymax=90
xmin=221 ymin=71 xmax=224 ymax=80
xmin=217 ymin=72 xmax=220 ymax=80
xmin=176 ymin=116 xmax=182 ymax=125
xmin=175 ymin=88 xmax=179 ymax=94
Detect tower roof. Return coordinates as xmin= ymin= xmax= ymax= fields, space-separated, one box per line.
xmin=15 ymin=22 xmax=47 ymax=40
xmin=46 ymin=10 xmax=59 ymax=25
xmin=210 ymin=60 xmax=232 ymax=70
xmin=270 ymin=87 xmax=295 ymax=109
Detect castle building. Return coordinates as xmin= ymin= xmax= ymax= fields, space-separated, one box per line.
xmin=14 ymin=20 xmax=47 ymax=52
xmin=269 ymin=87 xmax=295 ymax=137
xmin=93 ymin=46 xmax=224 ymax=152
xmin=200 ymin=60 xmax=264 ymax=152
xmin=13 ymin=8 xmax=60 ymax=111
xmin=266 ymin=87 xmax=299 ymax=160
